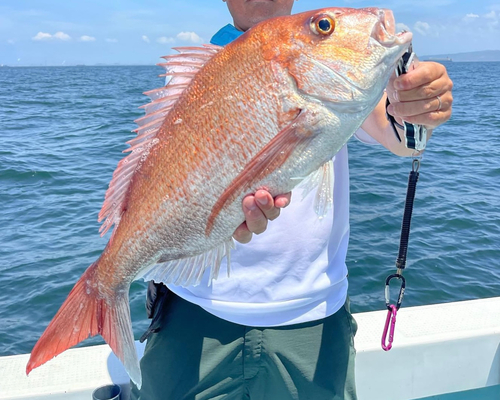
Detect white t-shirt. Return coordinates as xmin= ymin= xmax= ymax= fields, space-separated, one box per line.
xmin=167 ymin=129 xmax=376 ymax=327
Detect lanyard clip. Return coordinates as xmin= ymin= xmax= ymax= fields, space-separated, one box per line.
xmin=385 ymin=273 xmax=406 ymax=311
xmin=382 ymin=304 xmax=398 ymax=351
xmin=382 ymin=274 xmax=406 ymax=351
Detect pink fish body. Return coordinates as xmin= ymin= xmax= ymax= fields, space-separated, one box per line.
xmin=27 ymin=8 xmax=411 ymax=387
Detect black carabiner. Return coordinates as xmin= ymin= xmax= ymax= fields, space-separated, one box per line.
xmin=385 ymin=274 xmax=406 ymax=311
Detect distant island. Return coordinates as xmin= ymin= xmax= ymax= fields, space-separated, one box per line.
xmin=422 ymin=50 xmax=500 ymax=62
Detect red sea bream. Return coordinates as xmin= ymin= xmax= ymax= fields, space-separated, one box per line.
xmin=27 ymin=7 xmax=412 ymax=387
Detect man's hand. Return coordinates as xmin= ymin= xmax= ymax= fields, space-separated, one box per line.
xmin=386 ymin=61 xmax=453 ymax=129
xmin=362 ymin=61 xmax=453 ymax=156
xmin=232 ymin=190 xmax=291 ymax=243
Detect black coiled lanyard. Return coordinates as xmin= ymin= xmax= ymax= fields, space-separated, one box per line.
xmin=382 ymin=42 xmax=426 ymax=351
xmin=382 ymin=158 xmax=420 ymax=351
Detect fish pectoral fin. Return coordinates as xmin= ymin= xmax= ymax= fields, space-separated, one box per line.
xmin=297 ymin=159 xmax=335 ymax=218
xmin=138 ymin=238 xmax=235 ymax=287
xmin=26 ymin=262 xmax=142 ymax=388
xmin=206 ymin=110 xmax=316 ymax=236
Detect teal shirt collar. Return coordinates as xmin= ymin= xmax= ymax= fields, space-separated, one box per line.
xmin=210 ymin=24 xmax=244 ymax=46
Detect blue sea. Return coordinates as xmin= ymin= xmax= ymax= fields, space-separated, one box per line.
xmin=0 ymin=62 xmax=499 ymax=356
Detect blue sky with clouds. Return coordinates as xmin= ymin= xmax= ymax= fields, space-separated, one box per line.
xmin=1 ymin=0 xmax=499 ymax=66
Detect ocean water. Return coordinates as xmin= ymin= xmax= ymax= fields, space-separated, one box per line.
xmin=0 ymin=62 xmax=499 ymax=357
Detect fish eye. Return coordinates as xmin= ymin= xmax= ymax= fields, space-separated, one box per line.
xmin=311 ymin=15 xmax=335 ymax=36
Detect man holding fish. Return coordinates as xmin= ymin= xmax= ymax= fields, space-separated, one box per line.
xmin=130 ymin=1 xmax=453 ymax=399
xmin=26 ymin=0 xmax=453 ymax=399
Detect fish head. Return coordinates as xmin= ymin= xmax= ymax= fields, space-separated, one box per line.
xmin=253 ymin=7 xmax=412 ymax=113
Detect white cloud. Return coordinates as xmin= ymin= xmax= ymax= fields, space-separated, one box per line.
xmin=153 ymin=32 xmax=203 ymax=45
xmin=485 ymin=10 xmax=497 ymax=19
xmin=463 ymin=13 xmax=480 ymax=23
xmin=80 ymin=35 xmax=96 ymax=42
xmin=142 ymin=35 xmax=150 ymax=43
xmin=32 ymin=32 xmax=53 ymax=41
xmin=176 ymin=31 xmax=203 ymax=43
xmin=157 ymin=36 xmax=175 ymax=44
xmin=53 ymin=31 xmax=71 ymax=41
xmin=396 ymin=23 xmax=411 ymax=33
xmin=33 ymin=31 xmax=71 ymax=41
xmin=459 ymin=10 xmax=498 ymax=31
xmin=414 ymin=21 xmax=431 ymax=36
xmin=106 ymin=38 xmax=118 ymax=43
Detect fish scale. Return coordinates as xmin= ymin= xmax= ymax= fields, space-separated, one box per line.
xmin=26 ymin=7 xmax=412 ymax=388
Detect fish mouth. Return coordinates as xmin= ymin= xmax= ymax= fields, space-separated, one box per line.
xmin=371 ymin=9 xmax=412 ymax=47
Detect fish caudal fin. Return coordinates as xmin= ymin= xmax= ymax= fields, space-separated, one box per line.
xmin=26 ymin=262 xmax=142 ymax=388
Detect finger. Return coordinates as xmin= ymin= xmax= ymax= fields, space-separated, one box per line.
xmin=274 ymin=192 xmax=292 ymax=209
xmin=254 ymin=190 xmax=281 ymax=221
xmin=387 ymin=91 xmax=452 ymax=119
xmin=393 ymin=62 xmax=447 ymax=92
xmin=254 ymin=190 xmax=291 ymax=220
xmin=386 ymin=71 xmax=398 ymax=103
xmin=242 ymin=194 xmax=268 ymax=235
xmin=401 ymin=106 xmax=452 ymax=129
xmin=232 ymin=222 xmax=252 ymax=244
xmin=395 ymin=74 xmax=453 ymax=103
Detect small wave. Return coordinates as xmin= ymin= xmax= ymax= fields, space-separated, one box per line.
xmin=0 ymin=168 xmax=55 ymax=182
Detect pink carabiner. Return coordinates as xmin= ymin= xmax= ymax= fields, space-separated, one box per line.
xmin=381 ymin=304 xmax=398 ymax=351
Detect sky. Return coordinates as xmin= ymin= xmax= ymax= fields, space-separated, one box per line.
xmin=0 ymin=0 xmax=499 ymax=66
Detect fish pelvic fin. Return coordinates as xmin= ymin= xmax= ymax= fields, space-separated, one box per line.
xmin=26 ymin=262 xmax=142 ymax=388
xmin=297 ymin=159 xmax=335 ymax=218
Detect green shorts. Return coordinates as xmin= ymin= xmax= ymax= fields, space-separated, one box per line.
xmin=130 ymin=293 xmax=358 ymax=400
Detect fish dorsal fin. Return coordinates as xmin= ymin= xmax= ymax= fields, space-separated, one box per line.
xmin=98 ymin=44 xmax=223 ymax=236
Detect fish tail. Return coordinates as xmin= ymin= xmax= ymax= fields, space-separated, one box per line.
xmin=26 ymin=261 xmax=142 ymax=388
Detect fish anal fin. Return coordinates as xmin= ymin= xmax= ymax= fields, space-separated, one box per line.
xmin=26 ymin=262 xmax=142 ymax=388
xmin=206 ymin=110 xmax=314 ymax=236
xmin=139 ymin=239 xmax=235 ymax=287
